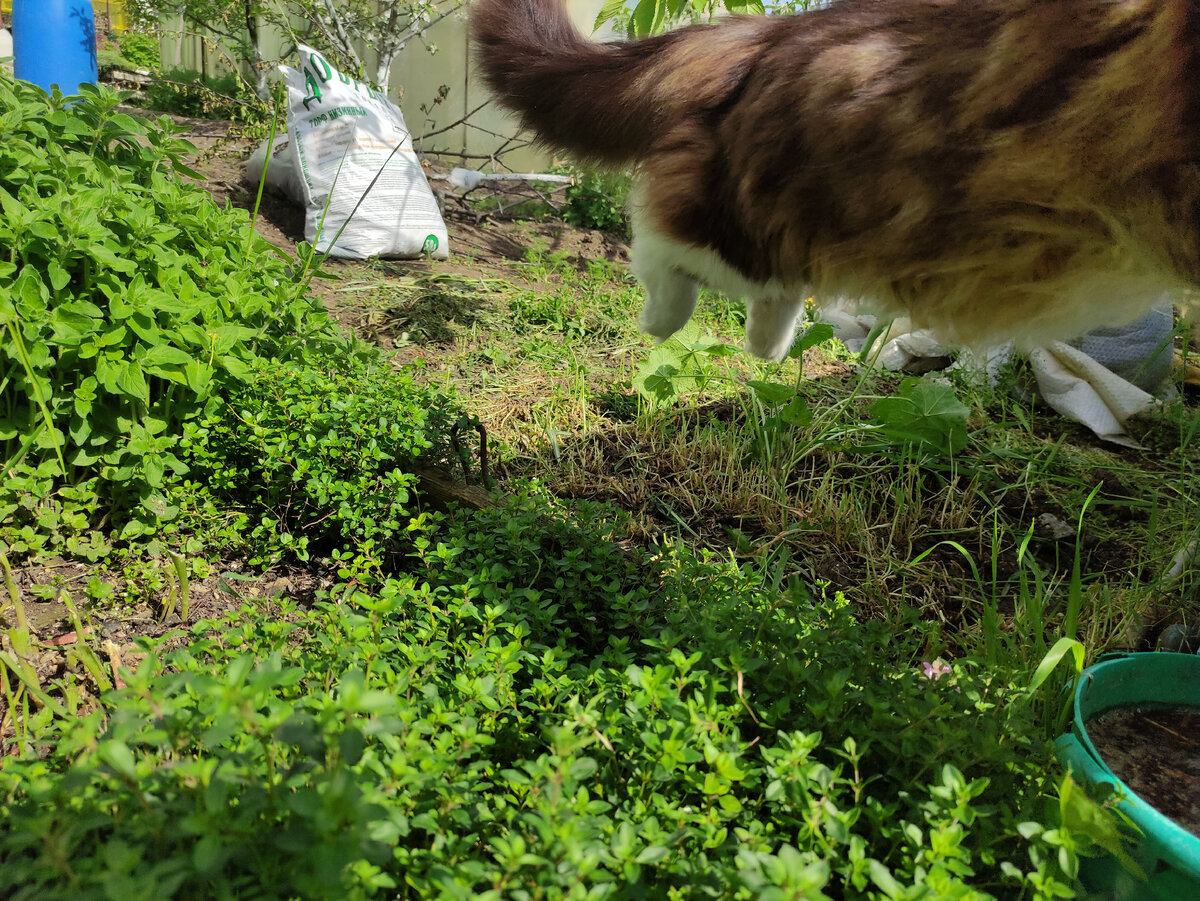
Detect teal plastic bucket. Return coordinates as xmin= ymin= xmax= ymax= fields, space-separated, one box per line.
xmin=1055 ymin=652 xmax=1200 ymax=899
xmin=11 ymin=0 xmax=98 ymax=94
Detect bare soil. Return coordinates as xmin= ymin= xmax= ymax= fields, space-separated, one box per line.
xmin=1087 ymin=705 xmax=1200 ymax=837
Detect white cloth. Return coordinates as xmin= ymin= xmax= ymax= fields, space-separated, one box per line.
xmin=819 ymin=301 xmax=1169 ymax=445
xmin=1026 ymin=342 xmax=1156 ymax=447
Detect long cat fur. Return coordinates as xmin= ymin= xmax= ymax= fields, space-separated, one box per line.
xmin=470 ymin=0 xmax=1200 ymax=360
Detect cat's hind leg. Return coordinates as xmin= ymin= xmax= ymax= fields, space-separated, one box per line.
xmin=635 ymin=264 xmax=699 ymax=342
xmin=744 ymin=296 xmax=804 ymax=361
xmin=632 ymin=236 xmax=699 ymax=342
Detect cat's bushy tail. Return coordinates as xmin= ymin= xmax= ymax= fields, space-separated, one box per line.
xmin=470 ymin=0 xmax=757 ymax=164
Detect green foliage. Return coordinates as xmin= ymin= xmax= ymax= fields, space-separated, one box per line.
xmin=0 ymin=77 xmax=211 ymax=551
xmin=129 ymin=0 xmax=457 ymax=90
xmin=594 ymin=0 xmax=835 ymax=39
xmin=0 ymin=33 xmax=1134 ymax=901
xmin=96 ymin=47 xmax=136 ymax=78
xmin=561 ymin=168 xmax=632 ymax=236
xmin=508 ymin=253 xmax=635 ymax=342
xmin=97 ymin=30 xmax=163 ymax=77
xmin=409 ymin=491 xmax=658 ymax=651
xmin=0 ymin=68 xmax=450 ymax=560
xmin=633 ymin=320 xmax=740 ymax=405
xmin=116 ymin=31 xmax=163 ymax=72
xmin=143 ymin=68 xmax=264 ymax=122
xmin=634 ymin=325 xmax=972 ymax=476
xmin=632 ymin=320 xmax=861 ymax=474
xmin=868 ymin=376 xmax=970 ymax=455
xmin=596 ymin=0 xmax=771 ymax=38
xmin=183 ymin=353 xmax=457 ymax=563
xmin=0 ymin=488 xmax=1090 ymax=898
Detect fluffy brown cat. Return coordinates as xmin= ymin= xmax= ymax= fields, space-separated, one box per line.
xmin=470 ymin=0 xmax=1200 ymax=360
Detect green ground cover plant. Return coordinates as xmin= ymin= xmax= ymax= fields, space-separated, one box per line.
xmin=0 ymin=62 xmax=1177 ymax=898
xmin=0 ymin=489 xmax=1100 ymax=899
xmin=142 ymin=68 xmax=254 ymax=120
xmin=183 ymin=353 xmax=461 ymax=564
xmin=141 ymin=68 xmax=275 ymax=134
xmin=115 ymin=31 xmax=163 ymax=72
xmin=559 ymin=168 xmax=632 ymax=237
xmin=97 ymin=30 xmax=163 ymax=77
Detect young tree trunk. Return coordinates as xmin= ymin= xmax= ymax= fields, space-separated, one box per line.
xmin=319 ymin=0 xmax=363 ymax=77
xmin=374 ymin=47 xmax=396 ymax=92
xmin=243 ymin=0 xmax=270 ymax=99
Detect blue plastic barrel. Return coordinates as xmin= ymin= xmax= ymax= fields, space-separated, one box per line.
xmin=12 ymin=0 xmax=98 ymax=94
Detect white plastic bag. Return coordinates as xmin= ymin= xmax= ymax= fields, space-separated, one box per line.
xmin=272 ymin=45 xmax=448 ymax=260
xmin=244 ymin=133 xmax=305 ymax=201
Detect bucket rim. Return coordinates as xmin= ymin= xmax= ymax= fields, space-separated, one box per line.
xmin=1064 ymin=651 xmax=1200 ymax=877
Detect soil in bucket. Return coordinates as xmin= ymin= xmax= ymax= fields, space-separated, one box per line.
xmin=1086 ymin=705 xmax=1200 ymax=837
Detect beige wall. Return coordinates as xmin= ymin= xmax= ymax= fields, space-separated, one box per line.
xmin=161 ymin=1 xmax=615 ymax=171
xmin=396 ymin=0 xmax=611 ymax=171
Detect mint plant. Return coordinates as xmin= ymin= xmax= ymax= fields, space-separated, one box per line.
xmin=0 ymin=71 xmax=450 ymax=561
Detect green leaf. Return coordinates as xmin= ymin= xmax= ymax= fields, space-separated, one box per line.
xmin=635 ymin=845 xmax=670 ymax=865
xmin=140 ymin=344 xmax=194 ymax=367
xmin=192 ymin=834 xmax=224 ymax=875
xmin=747 ymin=380 xmax=796 ymax=405
xmin=568 ymin=757 xmax=598 ymax=781
xmin=141 ymin=492 xmax=179 ymax=521
xmin=60 ymin=299 xmax=105 ymax=319
xmin=219 ymin=355 xmax=251 ymax=381
xmin=87 ymin=242 xmax=138 ymax=273
xmin=47 ymin=259 xmax=70 ymax=291
xmin=338 ymin=727 xmax=366 ymax=766
xmin=594 ymin=0 xmax=628 ymax=30
xmin=1057 ymin=775 xmax=1146 ymax=880
xmin=119 ymin=517 xmax=152 ymax=540
xmin=1028 ymin=637 xmax=1085 ymax=696
xmin=276 ymin=713 xmax=326 ymax=758
xmin=50 ymin=306 xmax=99 ymax=344
xmin=207 ymin=324 xmax=256 ymax=354
xmin=0 ymin=186 xmax=30 ymax=225
xmin=869 ymin=377 xmax=969 ymax=454
xmin=634 ymin=344 xmax=684 ymax=403
xmin=73 ymin=377 xmax=97 ymax=416
xmin=14 ymin=267 xmax=48 ymax=309
xmin=631 ymin=0 xmax=667 ymax=36
xmin=789 ymin=322 xmax=834 ymax=358
xmin=780 ymin=397 xmax=812 ymax=427
xmin=142 ymin=454 xmax=165 ymax=488
xmin=116 ymin=359 xmax=150 ymax=405
xmin=355 ymin=690 xmax=400 ymax=715
xmin=98 ymin=740 xmax=138 ymax=780
xmin=225 ymin=654 xmax=254 ymax=688
xmin=867 ymin=859 xmax=903 ymax=898
xmin=637 ymin=363 xmax=682 ymax=403
xmin=184 ymin=360 xmax=213 ymax=394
